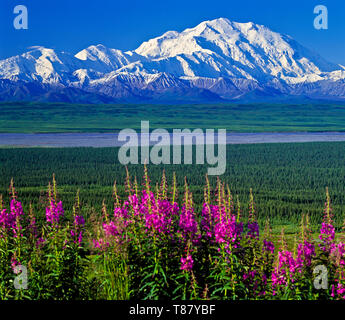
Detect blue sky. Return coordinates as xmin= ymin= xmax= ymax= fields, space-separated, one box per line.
xmin=1 ymin=0 xmax=345 ymax=65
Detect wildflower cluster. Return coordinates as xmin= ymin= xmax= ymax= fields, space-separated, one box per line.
xmin=0 ymin=170 xmax=345 ymax=300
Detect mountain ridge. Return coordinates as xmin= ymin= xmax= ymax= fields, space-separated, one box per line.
xmin=0 ymin=17 xmax=344 ymax=103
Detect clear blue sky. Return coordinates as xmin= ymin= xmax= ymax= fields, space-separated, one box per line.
xmin=1 ymin=0 xmax=345 ymax=65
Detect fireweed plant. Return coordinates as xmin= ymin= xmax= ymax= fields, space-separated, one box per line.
xmin=0 ymin=168 xmax=345 ymax=300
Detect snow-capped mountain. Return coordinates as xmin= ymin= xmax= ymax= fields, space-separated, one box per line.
xmin=1 ymin=18 xmax=344 ymax=103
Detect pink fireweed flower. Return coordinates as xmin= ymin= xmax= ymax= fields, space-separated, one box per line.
xmin=144 ymin=198 xmax=176 ymax=235
xmin=128 ymin=194 xmax=141 ymax=216
xmin=319 ymin=222 xmax=335 ymax=252
xmin=71 ymin=230 xmax=83 ymax=245
xmin=70 ymin=215 xmax=85 ymax=245
xmin=114 ymin=204 xmax=132 ymax=225
xmin=12 ymin=200 xmax=24 ymax=236
xmin=263 ymin=239 xmax=275 ymax=254
xmin=202 ymin=203 xmax=243 ymax=250
xmin=101 ymin=199 xmax=136 ymax=244
xmin=138 ymin=190 xmax=177 ymax=235
xmin=11 ymin=254 xmax=19 ymax=272
xmin=297 ymin=241 xmax=315 ymax=267
xmin=0 ymin=208 xmax=11 ymax=232
xmin=145 ymin=211 xmax=169 ymax=234
xmin=180 ymin=254 xmax=194 ymax=272
xmin=74 ymin=215 xmax=85 ymax=227
xmin=214 ymin=214 xmax=243 ymax=249
xmin=330 ymin=280 xmax=345 ymax=300
xmin=247 ymin=221 xmax=259 ymax=240
xmin=271 ymin=269 xmax=287 ymax=294
xmin=320 ymin=222 xmax=335 ymax=241
xmin=320 ymin=190 xmax=335 ymax=252
xmin=243 ymin=270 xmax=256 ymax=281
xmin=243 ymin=270 xmax=260 ymax=293
xmin=115 ymin=201 xmax=134 ymax=229
xmin=46 ymin=200 xmax=64 ymax=226
xmin=179 ymin=207 xmax=197 ymax=234
xmin=92 ymin=238 xmax=110 ymax=251
xmin=179 ymin=206 xmax=200 ymax=244
xmin=331 ymin=284 xmax=336 ymax=298
xmin=337 ymin=283 xmax=345 ymax=299
xmin=36 ymin=237 xmax=46 ymax=249
xmin=332 ymin=282 xmax=345 ymax=300
xmin=10 ymin=199 xmax=24 ymax=217
xmin=103 ymin=221 xmax=126 ymax=244
xmin=0 ymin=199 xmax=24 ymax=237
xmin=330 ymin=242 xmax=345 ymax=266
xmin=201 ymin=203 xmax=213 ymax=238
xmin=272 ymin=250 xmax=303 ymax=294
xmin=103 ymin=221 xmax=119 ymax=238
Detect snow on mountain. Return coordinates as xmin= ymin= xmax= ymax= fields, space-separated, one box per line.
xmin=0 ymin=18 xmax=344 ymax=103
xmin=0 ymin=46 xmax=81 ymax=84
xmin=74 ymin=44 xmax=135 ymax=74
xmin=135 ymin=18 xmax=340 ymax=82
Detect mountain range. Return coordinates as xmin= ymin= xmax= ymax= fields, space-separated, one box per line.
xmin=1 ymin=17 xmax=345 ymax=103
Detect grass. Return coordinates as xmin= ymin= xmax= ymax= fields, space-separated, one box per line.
xmin=2 ymin=102 xmax=345 ymax=133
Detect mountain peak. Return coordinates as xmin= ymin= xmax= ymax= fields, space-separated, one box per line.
xmin=0 ymin=18 xmax=344 ymax=103
xmin=135 ymin=18 xmax=277 ymax=60
xmin=195 ymin=17 xmax=231 ymax=28
xmin=186 ymin=18 xmax=259 ymax=36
